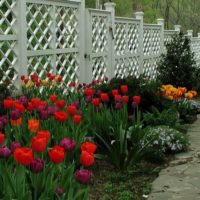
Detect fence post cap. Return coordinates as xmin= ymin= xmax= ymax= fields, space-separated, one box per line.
xmin=157 ymin=18 xmax=164 ymax=25
xmin=104 ymin=2 xmax=116 ymax=8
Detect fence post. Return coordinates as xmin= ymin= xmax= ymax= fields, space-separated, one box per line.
xmin=104 ymin=2 xmax=116 ymax=80
xmin=16 ymin=0 xmax=27 ymax=89
xmin=135 ymin=12 xmax=144 ymax=75
xmin=157 ymin=19 xmax=164 ymax=54
xmin=174 ymin=25 xmax=181 ymax=33
xmin=187 ymin=30 xmax=193 ymax=37
xmin=79 ymin=0 xmax=86 ymax=83
xmin=198 ymin=33 xmax=200 ymax=38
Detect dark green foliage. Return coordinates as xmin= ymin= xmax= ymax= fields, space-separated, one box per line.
xmin=143 ymin=107 xmax=185 ymax=132
xmin=0 ymin=83 xmax=11 ymax=115
xmin=157 ymin=33 xmax=197 ymax=89
xmin=96 ymin=75 xmax=170 ymax=112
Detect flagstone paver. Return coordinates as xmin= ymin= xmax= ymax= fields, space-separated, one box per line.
xmin=148 ymin=115 xmax=200 ymax=200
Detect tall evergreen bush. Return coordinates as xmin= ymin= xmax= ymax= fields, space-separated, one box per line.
xmin=157 ymin=32 xmax=197 ymax=89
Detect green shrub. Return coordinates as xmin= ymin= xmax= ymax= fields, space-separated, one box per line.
xmin=157 ymin=32 xmax=197 ymax=89
xmin=143 ymin=107 xmax=185 ymax=132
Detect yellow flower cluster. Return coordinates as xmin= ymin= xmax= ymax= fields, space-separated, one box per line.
xmin=161 ymin=84 xmax=197 ymax=100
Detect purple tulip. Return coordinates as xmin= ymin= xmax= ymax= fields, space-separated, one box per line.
xmin=55 ymin=187 xmax=64 ymax=196
xmin=59 ymin=138 xmax=76 ymax=151
xmin=0 ymin=146 xmax=11 ymax=158
xmin=75 ymin=169 xmax=92 ymax=185
xmin=0 ymin=116 xmax=7 ymax=126
xmin=47 ymin=106 xmax=59 ymax=116
xmin=72 ymin=101 xmax=80 ymax=109
xmin=115 ymin=102 xmax=122 ymax=110
xmin=30 ymin=158 xmax=44 ymax=173
xmin=19 ymin=96 xmax=28 ymax=107
xmin=0 ymin=121 xmax=3 ymax=130
xmin=10 ymin=109 xmax=21 ymax=120
xmin=85 ymin=96 xmax=92 ymax=103
xmin=132 ymin=101 xmax=137 ymax=108
xmin=40 ymin=110 xmax=49 ymax=120
xmin=11 ymin=141 xmax=21 ymax=152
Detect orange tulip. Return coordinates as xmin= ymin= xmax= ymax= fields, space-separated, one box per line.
xmin=28 ymin=119 xmax=40 ymax=132
xmin=11 ymin=118 xmax=22 ymax=126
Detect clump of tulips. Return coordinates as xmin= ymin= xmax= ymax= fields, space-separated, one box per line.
xmin=161 ymin=84 xmax=197 ymax=100
xmin=0 ymin=92 xmax=98 ymax=199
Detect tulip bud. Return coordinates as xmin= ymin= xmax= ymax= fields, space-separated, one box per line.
xmin=59 ymin=138 xmax=76 ymax=151
xmin=30 ymin=158 xmax=44 ymax=173
xmin=11 ymin=141 xmax=21 ymax=152
xmin=55 ymin=187 xmax=64 ymax=196
xmin=0 ymin=146 xmax=11 ymax=158
xmin=75 ymin=169 xmax=92 ymax=184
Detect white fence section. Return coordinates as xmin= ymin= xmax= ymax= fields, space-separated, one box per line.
xmin=1 ymin=0 xmax=200 ymax=89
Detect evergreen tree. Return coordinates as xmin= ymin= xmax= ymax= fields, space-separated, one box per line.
xmin=157 ymin=32 xmax=197 ymax=89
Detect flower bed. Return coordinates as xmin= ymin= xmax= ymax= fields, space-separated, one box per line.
xmin=0 ymin=74 xmax=197 ymax=199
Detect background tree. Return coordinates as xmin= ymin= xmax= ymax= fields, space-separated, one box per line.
xmin=85 ymin=0 xmax=200 ymax=35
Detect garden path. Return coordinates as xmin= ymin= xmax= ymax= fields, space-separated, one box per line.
xmin=148 ymin=114 xmax=200 ymax=200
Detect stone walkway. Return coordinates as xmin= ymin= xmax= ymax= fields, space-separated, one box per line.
xmin=148 ymin=115 xmax=200 ymax=200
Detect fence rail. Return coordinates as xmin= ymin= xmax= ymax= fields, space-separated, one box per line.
xmin=0 ymin=0 xmax=200 ymax=89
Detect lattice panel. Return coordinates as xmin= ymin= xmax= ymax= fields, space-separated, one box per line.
xmin=92 ymin=57 xmax=107 ymax=80
xmin=191 ymin=39 xmax=200 ymax=67
xmin=115 ymin=58 xmax=127 ymax=78
xmin=152 ymin=29 xmax=161 ymax=54
xmin=0 ymin=0 xmax=17 ymax=34
xmin=56 ymin=53 xmax=79 ymax=88
xmin=143 ymin=58 xmax=159 ymax=79
xmin=0 ymin=41 xmax=18 ymax=88
xmin=27 ymin=55 xmax=53 ymax=79
xmin=26 ymin=3 xmax=53 ymax=51
xmin=115 ymin=21 xmax=139 ymax=56
xmin=143 ymin=28 xmax=151 ymax=56
xmin=127 ymin=57 xmax=139 ymax=77
xmin=115 ymin=57 xmax=139 ymax=78
xmin=92 ymin=16 xmax=108 ymax=53
xmin=115 ymin=22 xmax=126 ymax=56
xmin=55 ymin=6 xmax=78 ymax=49
xmin=127 ymin=23 xmax=139 ymax=54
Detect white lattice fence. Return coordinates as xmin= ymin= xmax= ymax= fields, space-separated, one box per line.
xmin=85 ymin=9 xmax=112 ymax=81
xmin=114 ymin=17 xmax=140 ymax=78
xmin=143 ymin=24 xmax=162 ymax=79
xmin=191 ymin=37 xmax=200 ymax=67
xmin=26 ymin=0 xmax=80 ymax=91
xmin=0 ymin=0 xmax=18 ymax=89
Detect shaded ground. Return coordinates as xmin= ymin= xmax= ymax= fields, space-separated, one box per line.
xmin=89 ymin=159 xmax=171 ymax=200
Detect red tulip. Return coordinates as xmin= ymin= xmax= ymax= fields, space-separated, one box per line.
xmin=49 ymin=146 xmax=65 ymax=164
xmin=114 ymin=94 xmax=122 ymax=102
xmin=84 ymin=88 xmax=94 ymax=97
xmin=0 ymin=133 xmax=5 ymax=145
xmin=3 ymin=99 xmax=13 ymax=109
xmin=67 ymin=105 xmax=77 ymax=115
xmin=37 ymin=130 xmax=51 ymax=143
xmin=56 ymin=100 xmax=66 ymax=109
xmin=122 ymin=96 xmax=129 ymax=103
xmin=92 ymin=98 xmax=100 ymax=107
xmin=111 ymin=89 xmax=118 ymax=96
xmin=32 ymin=136 xmax=47 ymax=153
xmin=100 ymin=93 xmax=109 ymax=103
xmin=54 ymin=111 xmax=68 ymax=123
xmin=50 ymin=94 xmax=57 ymax=103
xmin=80 ymin=151 xmax=95 ymax=167
xmin=120 ymin=85 xmax=128 ymax=94
xmin=72 ymin=114 xmax=82 ymax=124
xmin=133 ymin=96 xmax=141 ymax=105
xmin=14 ymin=147 xmax=34 ymax=166
xmin=81 ymin=142 xmax=97 ymax=154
